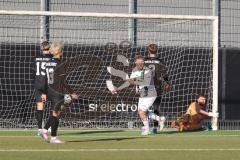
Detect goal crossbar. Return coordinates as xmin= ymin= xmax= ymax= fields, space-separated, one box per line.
xmin=0 ymin=10 xmax=217 ymax=20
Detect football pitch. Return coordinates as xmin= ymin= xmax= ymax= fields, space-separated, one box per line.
xmin=0 ymin=130 xmax=240 ymax=160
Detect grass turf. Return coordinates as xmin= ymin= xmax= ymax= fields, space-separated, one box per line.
xmin=0 ymin=130 xmax=240 ymax=160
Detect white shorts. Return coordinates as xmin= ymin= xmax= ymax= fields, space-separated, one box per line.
xmin=138 ymin=96 xmax=157 ymax=112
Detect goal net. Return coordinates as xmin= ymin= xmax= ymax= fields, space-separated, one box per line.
xmin=0 ymin=11 xmax=218 ymax=129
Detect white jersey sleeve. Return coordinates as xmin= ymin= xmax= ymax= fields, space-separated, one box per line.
xmin=130 ymin=67 xmax=153 ymax=89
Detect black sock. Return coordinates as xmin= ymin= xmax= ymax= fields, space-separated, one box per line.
xmin=44 ymin=115 xmax=52 ymax=130
xmin=36 ymin=110 xmax=43 ymax=129
xmin=51 ymin=116 xmax=59 ymax=137
xmin=153 ymin=109 xmax=159 ymax=127
xmin=154 ymin=121 xmax=159 ymax=127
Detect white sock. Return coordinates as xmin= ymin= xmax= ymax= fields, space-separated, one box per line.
xmin=142 ymin=120 xmax=149 ymax=128
xmin=148 ymin=112 xmax=160 ymax=121
xmin=51 ymin=136 xmax=57 ymax=140
xmin=42 ymin=129 xmax=48 ymax=133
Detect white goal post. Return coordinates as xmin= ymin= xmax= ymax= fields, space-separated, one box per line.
xmin=0 ymin=10 xmax=218 ymax=130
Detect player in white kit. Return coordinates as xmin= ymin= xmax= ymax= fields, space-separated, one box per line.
xmin=111 ymin=55 xmax=165 ymax=135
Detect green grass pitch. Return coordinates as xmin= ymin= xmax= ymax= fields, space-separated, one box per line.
xmin=0 ymin=129 xmax=240 ymax=160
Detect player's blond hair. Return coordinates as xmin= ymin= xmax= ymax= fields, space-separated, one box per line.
xmin=50 ymin=42 xmax=64 ymax=56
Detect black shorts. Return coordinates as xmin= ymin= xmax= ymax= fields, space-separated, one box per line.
xmin=47 ymin=87 xmax=64 ymax=112
xmin=35 ymin=89 xmax=43 ymax=103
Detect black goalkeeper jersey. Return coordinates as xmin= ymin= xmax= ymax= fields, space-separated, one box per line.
xmin=34 ymin=53 xmax=52 ymax=93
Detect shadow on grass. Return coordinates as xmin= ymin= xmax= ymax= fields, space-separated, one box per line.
xmin=157 ymin=129 xmax=211 ymax=135
xmin=157 ymin=131 xmax=179 ymax=135
xmin=67 ymin=136 xmax=146 ymax=143
xmin=59 ymin=130 xmax=125 ymax=136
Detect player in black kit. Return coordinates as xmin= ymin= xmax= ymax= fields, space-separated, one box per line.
xmin=144 ymin=43 xmax=171 ymax=133
xmin=39 ymin=42 xmax=79 ymax=144
xmin=34 ymin=41 xmax=52 ymax=136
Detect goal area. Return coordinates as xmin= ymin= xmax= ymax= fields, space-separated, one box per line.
xmin=0 ymin=10 xmax=218 ymax=129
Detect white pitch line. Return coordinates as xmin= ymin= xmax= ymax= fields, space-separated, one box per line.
xmin=0 ymin=148 xmax=240 ymax=152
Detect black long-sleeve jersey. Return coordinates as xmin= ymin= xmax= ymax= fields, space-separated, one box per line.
xmin=34 ymin=53 xmax=52 ymax=93
xmin=46 ymin=58 xmax=74 ymax=95
xmin=45 ymin=57 xmax=64 ymax=108
xmin=45 ymin=58 xmax=61 ymax=85
xmin=145 ymin=57 xmax=170 ymax=95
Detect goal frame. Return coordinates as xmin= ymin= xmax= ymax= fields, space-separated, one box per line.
xmin=0 ymin=10 xmax=219 ymax=130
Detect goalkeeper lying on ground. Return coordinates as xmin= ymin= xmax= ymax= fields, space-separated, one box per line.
xmin=171 ymin=94 xmax=219 ymax=131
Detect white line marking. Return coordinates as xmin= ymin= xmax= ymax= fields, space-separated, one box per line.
xmin=0 ymin=149 xmax=239 ymax=152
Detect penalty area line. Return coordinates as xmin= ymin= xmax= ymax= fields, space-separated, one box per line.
xmin=0 ymin=148 xmax=240 ymax=152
